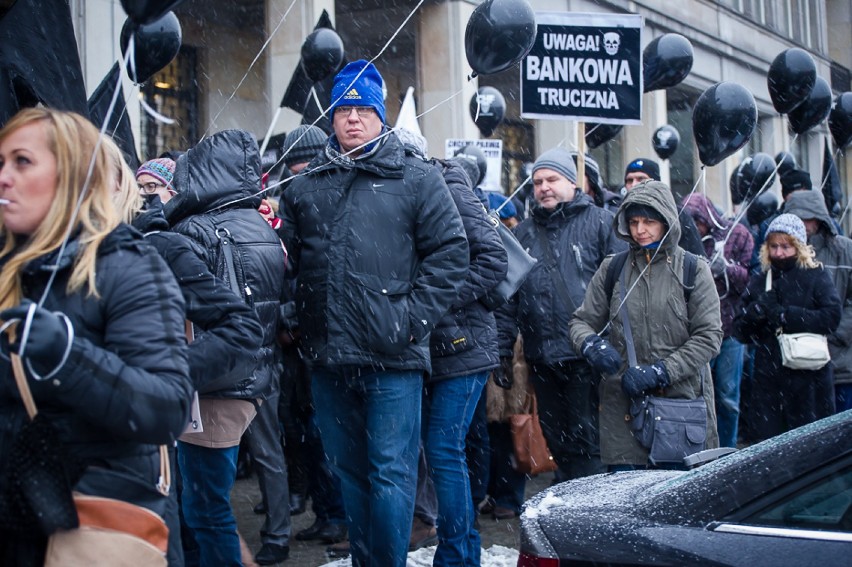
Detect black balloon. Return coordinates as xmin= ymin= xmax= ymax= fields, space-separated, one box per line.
xmin=585 ymin=122 xmax=623 ymax=149
xmin=643 ymin=34 xmax=693 ymax=93
xmin=746 ymin=190 xmax=779 ymax=227
xmin=729 ymin=163 xmax=744 ymax=205
xmin=692 ymin=82 xmax=757 ymax=167
xmin=465 ymin=0 xmax=536 ymax=76
xmin=652 ymin=124 xmax=680 ymax=160
xmin=767 ymin=48 xmax=816 ymax=114
xmin=121 ymin=0 xmax=184 ymax=26
xmin=788 ymin=76 xmax=832 ymax=134
xmin=300 ymin=29 xmax=344 ymax=83
xmin=120 ymin=12 xmax=181 ymax=84
xmin=829 ymin=92 xmax=852 ymax=149
xmin=737 ymin=153 xmax=776 ymax=202
xmin=469 ymin=86 xmax=505 ymax=137
xmin=774 ymin=151 xmax=797 ymax=175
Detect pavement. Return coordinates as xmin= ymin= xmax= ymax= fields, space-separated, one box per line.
xmin=233 ymin=471 xmax=554 ymax=566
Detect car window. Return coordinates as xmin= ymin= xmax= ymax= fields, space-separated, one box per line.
xmin=745 ymin=466 xmax=852 ymax=532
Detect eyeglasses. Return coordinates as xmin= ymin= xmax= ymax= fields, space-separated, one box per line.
xmin=138 ymin=182 xmax=166 ymax=194
xmin=334 ymin=106 xmax=375 ymax=118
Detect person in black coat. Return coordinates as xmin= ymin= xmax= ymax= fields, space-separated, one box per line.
xmin=496 ymin=146 xmax=626 ymax=483
xmin=0 ymin=108 xmax=192 ymax=565
xmin=163 ymin=129 xmax=291 ymax=565
xmin=279 ymin=61 xmax=469 ymax=566
xmin=734 ymin=214 xmax=841 ymax=441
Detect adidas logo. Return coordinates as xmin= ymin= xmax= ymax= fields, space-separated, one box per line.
xmin=343 ymin=88 xmax=361 ymax=100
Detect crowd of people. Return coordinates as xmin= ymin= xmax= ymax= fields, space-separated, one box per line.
xmin=0 ymin=57 xmax=848 ymax=567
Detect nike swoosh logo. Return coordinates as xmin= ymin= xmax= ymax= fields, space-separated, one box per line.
xmin=372 ymin=183 xmax=384 ymax=188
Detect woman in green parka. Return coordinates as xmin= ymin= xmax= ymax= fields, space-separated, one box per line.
xmin=569 ymin=181 xmax=722 ymax=469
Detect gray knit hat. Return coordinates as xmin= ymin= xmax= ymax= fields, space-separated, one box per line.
xmin=532 ymin=147 xmax=577 ymax=184
xmin=766 ymin=213 xmax=807 ymax=245
xmin=282 ymin=125 xmax=327 ymax=168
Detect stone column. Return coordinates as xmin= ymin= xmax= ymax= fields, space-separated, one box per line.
xmin=266 ymin=0 xmax=335 ymax=135
xmin=417 ymin=0 xmax=479 ymax=155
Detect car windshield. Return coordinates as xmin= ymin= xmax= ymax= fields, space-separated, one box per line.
xmin=642 ymin=411 xmax=852 ymax=500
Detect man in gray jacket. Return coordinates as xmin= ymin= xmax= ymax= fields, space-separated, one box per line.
xmin=785 ymin=190 xmax=852 ymax=414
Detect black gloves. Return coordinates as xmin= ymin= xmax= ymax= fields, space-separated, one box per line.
xmin=621 ymin=361 xmax=669 ymax=398
xmin=757 ymin=291 xmax=784 ymax=328
xmin=132 ymin=195 xmax=170 ymax=233
xmin=493 ymin=357 xmax=514 ymax=390
xmin=581 ymin=334 xmax=623 ymax=375
xmin=0 ymin=300 xmax=74 ymax=380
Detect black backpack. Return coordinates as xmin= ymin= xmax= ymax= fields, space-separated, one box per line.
xmin=603 ymin=249 xmax=698 ymax=304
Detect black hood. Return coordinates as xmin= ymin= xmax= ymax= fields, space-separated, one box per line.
xmin=165 ymin=129 xmax=262 ymax=225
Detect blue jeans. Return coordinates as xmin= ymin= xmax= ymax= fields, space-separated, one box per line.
xmin=312 ymin=366 xmax=423 ymax=567
xmin=711 ymin=337 xmax=745 ymax=447
xmin=465 ymin=391 xmax=490 ymax=508
xmin=837 ymin=384 xmax=852 ymax=413
xmin=423 ymin=372 xmax=487 ymax=567
xmin=178 ymin=442 xmax=241 ymax=567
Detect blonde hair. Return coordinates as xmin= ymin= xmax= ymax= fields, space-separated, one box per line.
xmin=0 ymin=108 xmax=121 ymax=309
xmin=759 ymin=232 xmax=821 ymax=272
xmin=104 ymin=137 xmax=143 ymax=224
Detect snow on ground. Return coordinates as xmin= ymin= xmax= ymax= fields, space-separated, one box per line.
xmin=320 ymin=545 xmax=519 ymax=567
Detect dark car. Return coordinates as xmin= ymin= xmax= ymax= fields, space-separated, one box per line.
xmin=518 ymin=410 xmax=852 ymax=566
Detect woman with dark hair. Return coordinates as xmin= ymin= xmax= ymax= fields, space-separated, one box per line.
xmin=0 ymin=108 xmax=192 ymax=565
xmin=570 ymin=181 xmax=722 ymax=470
xmin=734 ymin=214 xmax=841 ymax=440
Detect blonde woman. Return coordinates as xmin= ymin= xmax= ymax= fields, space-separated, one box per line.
xmin=0 ymin=108 xmax=191 ymax=564
xmin=734 ymin=214 xmax=841 ymax=441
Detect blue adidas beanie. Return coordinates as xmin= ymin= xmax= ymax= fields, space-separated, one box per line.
xmin=330 ymin=60 xmax=386 ymax=124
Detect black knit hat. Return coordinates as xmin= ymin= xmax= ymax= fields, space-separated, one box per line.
xmin=624 ymin=158 xmax=661 ymax=182
xmin=283 ymin=125 xmax=327 ymax=169
xmin=780 ymin=168 xmax=812 ymax=199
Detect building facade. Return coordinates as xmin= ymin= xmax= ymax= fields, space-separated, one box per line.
xmin=68 ymin=0 xmax=850 ymax=218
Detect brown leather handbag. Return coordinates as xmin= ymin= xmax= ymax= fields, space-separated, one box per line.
xmin=509 ymin=393 xmax=558 ymax=475
xmin=10 ymin=354 xmax=170 ymax=566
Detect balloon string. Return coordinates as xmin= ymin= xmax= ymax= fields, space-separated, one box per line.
xmin=37 ymin=39 xmax=136 ymax=308
xmin=200 ymin=0 xmax=299 ymax=142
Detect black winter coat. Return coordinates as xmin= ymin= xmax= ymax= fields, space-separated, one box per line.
xmin=145 ymin=231 xmax=264 ymax=393
xmin=165 ymin=129 xmax=287 ymax=399
xmin=428 ymin=159 xmax=507 ymax=381
xmin=497 ymin=192 xmax=626 ymax=365
xmin=279 ymin=132 xmax=469 ymax=374
xmin=0 ymin=225 xmax=192 ymax=558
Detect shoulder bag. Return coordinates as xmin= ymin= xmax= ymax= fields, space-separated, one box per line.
xmin=509 ymin=392 xmax=558 ymax=475
xmin=766 ymin=271 xmax=831 ymax=370
xmin=619 ymin=266 xmax=708 ymax=465
xmin=480 ymin=215 xmax=537 ymax=311
xmin=9 ymin=354 xmax=170 ymax=566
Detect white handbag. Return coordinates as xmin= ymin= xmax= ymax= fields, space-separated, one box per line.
xmin=766 ymin=271 xmax=831 ymax=370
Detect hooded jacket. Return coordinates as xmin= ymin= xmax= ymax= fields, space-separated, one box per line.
xmin=569 ymin=181 xmax=722 ymax=465
xmin=681 ymin=193 xmax=754 ymax=337
xmin=428 ymin=159 xmax=507 ymax=381
xmin=279 ymin=132 xmax=469 ymax=374
xmin=781 ymin=190 xmax=852 ymax=385
xmin=496 ymin=191 xmax=625 ymax=365
xmin=0 ymin=225 xmax=192 ymax=543
xmin=165 ymin=129 xmax=287 ymax=399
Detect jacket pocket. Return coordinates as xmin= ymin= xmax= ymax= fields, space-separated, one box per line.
xmin=430 ymin=314 xmax=475 ymax=357
xmin=346 ymin=272 xmax=412 ymax=356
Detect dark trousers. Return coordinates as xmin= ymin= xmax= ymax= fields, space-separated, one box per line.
xmin=486 ymin=422 xmax=526 ymax=513
xmin=530 ymin=360 xmax=606 ymax=481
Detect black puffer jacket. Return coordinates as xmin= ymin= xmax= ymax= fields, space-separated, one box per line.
xmin=428 ymin=159 xmax=507 ymax=381
xmin=145 ymin=230 xmax=264 ymax=393
xmin=497 ymin=192 xmax=626 ymax=365
xmin=279 ymin=132 xmax=469 ymax=374
xmin=165 ymin=129 xmax=287 ymax=399
xmin=0 ymin=225 xmax=191 ymax=551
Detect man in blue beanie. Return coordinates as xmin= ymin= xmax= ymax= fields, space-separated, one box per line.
xmin=495 ymin=146 xmax=626 ymax=486
xmin=279 ymin=60 xmax=469 ymax=566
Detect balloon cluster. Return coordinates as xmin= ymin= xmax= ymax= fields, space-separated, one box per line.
xmin=767 ymin=48 xmax=840 ymax=137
